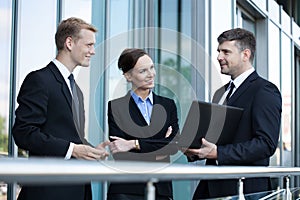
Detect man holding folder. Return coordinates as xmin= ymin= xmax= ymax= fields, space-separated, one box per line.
xmin=184 ymin=28 xmax=282 ymax=199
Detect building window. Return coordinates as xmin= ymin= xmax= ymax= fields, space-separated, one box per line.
xmin=15 ymin=0 xmax=57 ymax=157
xmin=281 ymin=33 xmax=292 ymax=166
xmin=0 ymin=2 xmax=12 ymax=198
xmin=0 ymin=0 xmax=11 ymax=158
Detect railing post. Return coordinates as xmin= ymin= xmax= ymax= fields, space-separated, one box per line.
xmin=146 ymin=178 xmax=157 ymax=200
xmin=238 ymin=177 xmax=245 ymax=200
xmin=284 ymin=176 xmax=292 ymax=200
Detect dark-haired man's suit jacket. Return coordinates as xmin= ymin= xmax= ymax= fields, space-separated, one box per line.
xmin=107 ymin=92 xmax=179 ymax=198
xmin=12 ymin=62 xmax=91 ymax=200
xmin=193 ymin=71 xmax=282 ymax=199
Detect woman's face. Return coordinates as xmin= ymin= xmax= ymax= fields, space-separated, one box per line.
xmin=124 ymin=54 xmax=156 ymax=92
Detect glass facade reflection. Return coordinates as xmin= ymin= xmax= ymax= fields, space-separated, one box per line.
xmin=2 ymin=0 xmax=300 ymax=199
xmin=0 ymin=3 xmax=13 ymax=198
xmin=0 ymin=0 xmax=11 ymax=157
xmin=281 ymin=33 xmax=292 ymax=166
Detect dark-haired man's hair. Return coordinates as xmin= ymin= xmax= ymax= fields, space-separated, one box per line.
xmin=217 ymin=28 xmax=256 ymax=63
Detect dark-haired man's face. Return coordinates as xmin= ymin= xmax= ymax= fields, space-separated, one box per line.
xmin=217 ymin=40 xmax=246 ymax=79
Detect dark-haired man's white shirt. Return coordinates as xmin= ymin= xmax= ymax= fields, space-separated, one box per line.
xmin=218 ymin=67 xmax=255 ymax=104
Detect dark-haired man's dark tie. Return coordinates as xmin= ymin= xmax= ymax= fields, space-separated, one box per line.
xmin=68 ymin=74 xmax=80 ymax=130
xmin=223 ymin=82 xmax=235 ymax=105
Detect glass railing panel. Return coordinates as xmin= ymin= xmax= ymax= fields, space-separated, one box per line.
xmin=199 ymin=189 xmax=283 ymax=200
xmin=258 ymin=189 xmax=285 ymax=200
xmin=202 ymin=188 xmax=300 ymax=200
xmin=290 ymin=187 xmax=300 ymax=199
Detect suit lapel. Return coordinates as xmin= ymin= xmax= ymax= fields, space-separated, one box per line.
xmin=129 ymin=92 xmax=160 ymax=126
xmin=48 ymin=62 xmax=86 ymax=143
xmin=227 ymin=71 xmax=259 ymax=105
xmin=151 ymin=93 xmax=160 ymax=124
xmin=48 ymin=62 xmax=72 ymax=109
xmin=128 ymin=92 xmax=148 ymax=126
xmin=212 ymin=85 xmax=227 ymax=104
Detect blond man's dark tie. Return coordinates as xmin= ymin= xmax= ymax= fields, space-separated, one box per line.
xmin=68 ymin=74 xmax=80 ymax=129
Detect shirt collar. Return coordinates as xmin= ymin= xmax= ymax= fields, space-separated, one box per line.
xmin=130 ymin=90 xmax=153 ymax=105
xmin=53 ymin=59 xmax=72 ymax=81
xmin=231 ymin=67 xmax=255 ymax=89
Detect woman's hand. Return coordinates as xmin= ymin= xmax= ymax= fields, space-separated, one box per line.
xmin=109 ymin=136 xmax=135 ymax=154
xmin=165 ymin=126 xmax=172 ymax=138
xmin=156 ymin=126 xmax=173 ymax=160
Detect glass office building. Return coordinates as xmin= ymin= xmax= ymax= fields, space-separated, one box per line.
xmin=1 ymin=0 xmax=300 ymax=199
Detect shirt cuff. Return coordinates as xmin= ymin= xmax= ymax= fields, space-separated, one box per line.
xmin=64 ymin=142 xmax=74 ymax=160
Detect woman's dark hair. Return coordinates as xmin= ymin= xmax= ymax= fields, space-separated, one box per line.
xmin=118 ymin=48 xmax=148 ymax=73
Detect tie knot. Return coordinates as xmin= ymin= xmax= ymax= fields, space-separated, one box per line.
xmin=228 ymin=82 xmax=235 ymax=90
xmin=68 ymin=73 xmax=74 ymax=81
xmin=68 ymin=74 xmax=75 ymax=90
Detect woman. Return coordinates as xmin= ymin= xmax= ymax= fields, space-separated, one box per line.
xmin=107 ymin=48 xmax=179 ymax=200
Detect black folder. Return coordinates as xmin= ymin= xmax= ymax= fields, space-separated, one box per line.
xmin=178 ymin=101 xmax=244 ymax=148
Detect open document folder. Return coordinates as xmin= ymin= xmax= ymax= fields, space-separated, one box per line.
xmin=140 ymin=101 xmax=243 ymax=150
xmin=178 ymin=101 xmax=244 ymax=148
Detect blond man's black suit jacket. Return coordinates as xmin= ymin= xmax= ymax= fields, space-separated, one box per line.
xmin=107 ymin=92 xmax=179 ymax=198
xmin=12 ymin=62 xmax=91 ymax=200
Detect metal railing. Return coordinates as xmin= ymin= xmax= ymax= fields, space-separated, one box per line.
xmin=0 ymin=158 xmax=299 ymax=200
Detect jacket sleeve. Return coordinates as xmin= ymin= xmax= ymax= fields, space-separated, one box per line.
xmin=138 ymin=99 xmax=179 ymax=155
xmin=108 ymin=99 xmax=180 ymax=160
xmin=12 ymin=72 xmax=70 ymax=157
